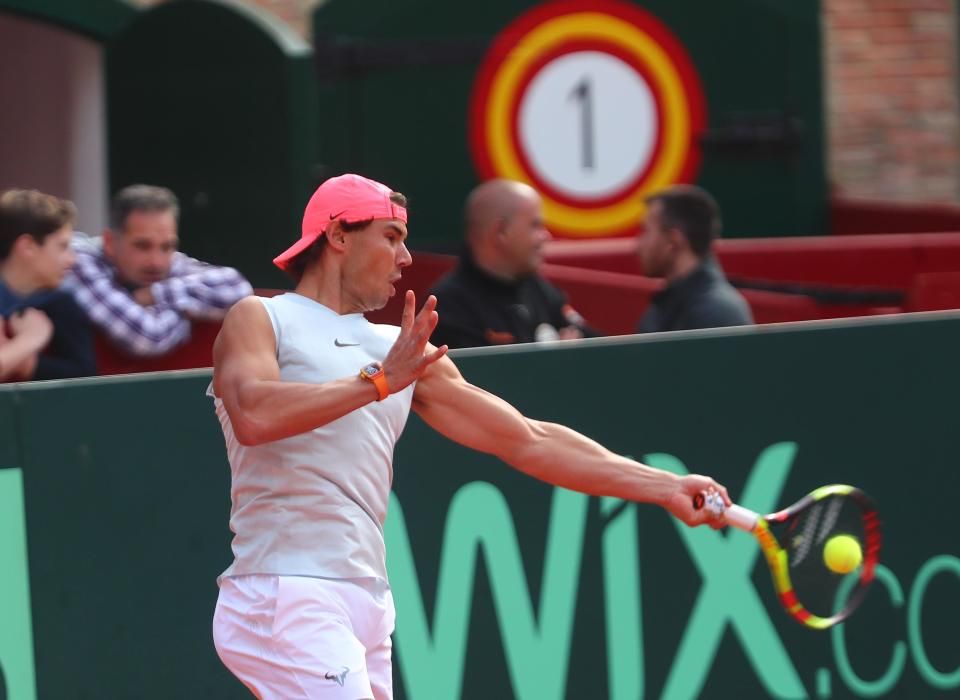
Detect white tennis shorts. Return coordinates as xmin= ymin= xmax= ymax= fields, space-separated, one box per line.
xmin=213 ymin=574 xmax=396 ymax=699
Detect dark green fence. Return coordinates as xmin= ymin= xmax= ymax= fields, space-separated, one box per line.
xmin=2 ymin=312 xmax=959 ymax=699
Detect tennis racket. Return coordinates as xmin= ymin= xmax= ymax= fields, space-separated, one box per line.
xmin=694 ymin=484 xmax=881 ymax=629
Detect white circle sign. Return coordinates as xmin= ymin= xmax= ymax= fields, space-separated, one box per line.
xmin=518 ymin=50 xmax=658 ymax=200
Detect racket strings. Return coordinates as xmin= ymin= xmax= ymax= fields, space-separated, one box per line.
xmin=778 ymin=495 xmax=868 ymax=619
xmin=790 ymin=497 xmax=845 ymax=567
xmin=817 ymin=497 xmax=844 ymax=544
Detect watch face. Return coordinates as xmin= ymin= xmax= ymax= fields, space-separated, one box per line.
xmin=363 ymin=363 xmax=381 ymax=376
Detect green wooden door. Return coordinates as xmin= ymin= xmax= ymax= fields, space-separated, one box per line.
xmin=107 ymin=0 xmax=319 ymax=288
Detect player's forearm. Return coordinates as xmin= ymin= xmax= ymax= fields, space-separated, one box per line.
xmin=506 ymin=420 xmax=681 ymax=505
xmin=229 ymin=375 xmax=379 ymax=445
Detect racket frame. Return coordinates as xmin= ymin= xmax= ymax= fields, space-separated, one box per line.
xmin=701 ymin=484 xmax=881 ymax=629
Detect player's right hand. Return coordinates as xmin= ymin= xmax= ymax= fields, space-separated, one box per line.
xmin=382 ymin=291 xmax=448 ymax=394
xmin=666 ymin=474 xmax=731 ymax=529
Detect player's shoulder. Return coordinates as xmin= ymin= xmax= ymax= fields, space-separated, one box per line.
xmin=232 ymin=294 xmax=269 ymax=311
xmin=223 ymin=295 xmax=270 ymax=326
xmin=215 ymin=296 xmax=276 ymax=359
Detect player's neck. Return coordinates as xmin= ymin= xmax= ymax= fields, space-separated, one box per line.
xmin=295 ymin=266 xmax=365 ymax=316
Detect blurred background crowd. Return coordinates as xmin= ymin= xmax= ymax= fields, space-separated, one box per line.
xmin=3 ymin=0 xmax=960 ymax=380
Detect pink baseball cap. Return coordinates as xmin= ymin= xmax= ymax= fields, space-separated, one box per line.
xmin=273 ymin=173 xmax=408 ymax=271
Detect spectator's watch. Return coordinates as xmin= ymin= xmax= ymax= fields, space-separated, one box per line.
xmin=359 ymin=361 xmax=389 ymax=401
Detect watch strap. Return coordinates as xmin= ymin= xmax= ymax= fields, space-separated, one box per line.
xmin=360 ymin=362 xmax=390 ymax=401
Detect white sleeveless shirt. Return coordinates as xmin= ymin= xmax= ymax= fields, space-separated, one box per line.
xmin=210 ymin=293 xmax=414 ymax=582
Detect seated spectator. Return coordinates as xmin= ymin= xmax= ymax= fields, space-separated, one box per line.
xmin=64 ymin=185 xmax=253 ymax=357
xmin=0 ymin=189 xmax=95 ymax=381
xmin=636 ymin=185 xmax=753 ymax=332
xmin=429 ymin=179 xmax=596 ymax=348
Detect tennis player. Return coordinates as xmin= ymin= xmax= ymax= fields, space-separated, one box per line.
xmin=209 ymin=174 xmax=730 ymax=699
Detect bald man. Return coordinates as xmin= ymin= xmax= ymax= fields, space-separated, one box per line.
xmin=428 ymin=179 xmax=596 ymax=349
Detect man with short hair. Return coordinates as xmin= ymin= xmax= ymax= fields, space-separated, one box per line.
xmin=64 ymin=184 xmax=253 ymax=357
xmin=429 ymin=179 xmax=594 ymax=348
xmin=0 ymin=189 xmax=95 ymax=381
xmin=210 ymin=173 xmax=730 ymax=699
xmin=636 ymin=185 xmax=753 ymax=332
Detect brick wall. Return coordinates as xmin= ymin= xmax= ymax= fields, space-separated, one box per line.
xmin=824 ymin=0 xmax=960 ymax=203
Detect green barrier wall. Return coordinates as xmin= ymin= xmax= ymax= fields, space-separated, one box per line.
xmin=2 ymin=313 xmax=959 ymax=699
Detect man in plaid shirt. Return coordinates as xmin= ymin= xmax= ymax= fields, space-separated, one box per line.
xmin=64 ymin=185 xmax=253 ymax=357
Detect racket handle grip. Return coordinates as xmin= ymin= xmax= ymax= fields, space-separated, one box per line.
xmin=724 ymin=504 xmax=759 ymax=531
xmin=692 ymin=492 xmax=759 ymax=531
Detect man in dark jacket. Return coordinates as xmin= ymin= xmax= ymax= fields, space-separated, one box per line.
xmin=429 ymin=179 xmax=595 ymax=348
xmin=636 ymin=185 xmax=753 ymax=333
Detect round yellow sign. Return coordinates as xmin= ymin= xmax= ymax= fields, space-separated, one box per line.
xmin=470 ymin=0 xmax=706 ymax=237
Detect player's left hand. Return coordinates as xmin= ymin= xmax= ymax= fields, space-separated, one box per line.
xmin=382 ymin=291 xmax=448 ymax=394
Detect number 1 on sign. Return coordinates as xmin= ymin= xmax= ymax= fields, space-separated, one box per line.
xmin=569 ymin=76 xmax=595 ymax=171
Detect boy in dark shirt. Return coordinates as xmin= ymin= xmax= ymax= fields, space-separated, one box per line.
xmin=0 ymin=189 xmax=95 ymax=381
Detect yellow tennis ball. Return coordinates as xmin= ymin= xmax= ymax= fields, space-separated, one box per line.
xmin=823 ymin=534 xmax=863 ymax=574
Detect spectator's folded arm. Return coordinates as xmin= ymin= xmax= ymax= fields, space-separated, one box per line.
xmin=150 ymin=257 xmax=253 ymax=320
xmin=64 ymin=253 xmax=191 ymax=357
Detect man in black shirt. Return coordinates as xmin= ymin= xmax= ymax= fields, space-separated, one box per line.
xmin=636 ymin=186 xmax=753 ymax=333
xmin=429 ymin=179 xmax=594 ymax=348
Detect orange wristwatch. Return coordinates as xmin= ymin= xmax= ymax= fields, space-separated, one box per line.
xmin=359 ymin=361 xmax=389 ymax=401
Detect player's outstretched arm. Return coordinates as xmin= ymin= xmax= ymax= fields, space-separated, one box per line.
xmin=412 ymin=355 xmax=729 ymax=527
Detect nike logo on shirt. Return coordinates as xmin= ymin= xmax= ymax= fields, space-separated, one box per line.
xmin=334 ymin=339 xmax=360 ymax=347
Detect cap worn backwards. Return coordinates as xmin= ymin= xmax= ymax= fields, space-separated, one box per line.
xmin=273 ymin=173 xmax=407 ymax=271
